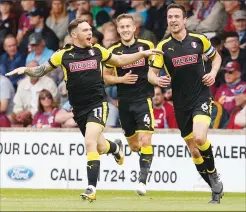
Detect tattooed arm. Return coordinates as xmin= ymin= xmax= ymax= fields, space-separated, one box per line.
xmin=5 ymin=62 xmax=54 ymax=77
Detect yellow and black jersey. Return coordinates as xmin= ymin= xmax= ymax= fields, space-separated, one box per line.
xmin=151 ymin=32 xmax=216 ymax=110
xmin=105 ymin=38 xmax=154 ymax=102
xmin=48 ymin=43 xmax=111 ymax=109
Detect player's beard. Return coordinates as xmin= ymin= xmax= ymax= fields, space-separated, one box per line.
xmin=154 ymin=101 xmax=162 ymax=108
xmin=164 ymin=96 xmax=172 ymax=101
xmin=170 ymin=24 xmax=184 ymax=34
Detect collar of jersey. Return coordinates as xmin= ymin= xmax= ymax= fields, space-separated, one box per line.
xmin=121 ymin=37 xmax=138 ymax=48
xmin=72 ymin=44 xmax=90 ymax=51
xmin=170 ymin=30 xmax=189 ymax=43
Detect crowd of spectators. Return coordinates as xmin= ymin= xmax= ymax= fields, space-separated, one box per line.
xmin=0 ymin=0 xmax=246 ymax=130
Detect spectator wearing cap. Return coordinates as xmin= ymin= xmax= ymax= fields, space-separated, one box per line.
xmin=0 ymin=35 xmax=25 ymax=89
xmin=227 ymin=85 xmax=246 ymax=129
xmin=19 ymin=8 xmax=59 ymax=55
xmin=12 ymin=60 xmax=58 ymax=127
xmin=223 ymin=31 xmax=246 ymax=81
xmin=26 ymin=32 xmax=63 ymax=85
xmin=215 ymin=61 xmax=246 ymax=115
xmin=16 ymin=0 xmax=36 ymax=45
xmin=232 ymin=10 xmax=246 ymax=49
xmin=26 ymin=32 xmax=54 ymax=66
xmin=0 ymin=0 xmax=16 ymax=54
xmin=46 ymin=0 xmax=69 ymax=47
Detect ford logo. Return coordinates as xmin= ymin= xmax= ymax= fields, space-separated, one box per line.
xmin=7 ymin=167 xmax=34 ymax=181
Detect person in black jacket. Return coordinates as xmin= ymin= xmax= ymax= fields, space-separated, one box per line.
xmin=19 ymin=8 xmax=59 ymax=55
xmin=145 ymin=0 xmax=172 ymax=41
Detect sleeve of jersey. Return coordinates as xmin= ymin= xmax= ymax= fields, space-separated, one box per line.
xmin=94 ymin=44 xmax=112 ymax=63
xmin=48 ymin=50 xmax=63 ymax=68
xmin=147 ymin=41 xmax=155 ymax=64
xmin=201 ymin=35 xmax=216 ymax=59
xmin=104 ymin=46 xmax=115 ymax=69
xmin=150 ymin=42 xmax=164 ymax=69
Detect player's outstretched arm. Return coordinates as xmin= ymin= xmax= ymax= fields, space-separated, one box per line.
xmin=107 ymin=49 xmax=163 ymax=67
xmin=103 ymin=67 xmax=138 ymax=85
xmin=5 ymin=62 xmax=54 ymax=78
xmin=148 ymin=67 xmax=171 ymax=87
xmin=202 ymin=51 xmax=222 ymax=86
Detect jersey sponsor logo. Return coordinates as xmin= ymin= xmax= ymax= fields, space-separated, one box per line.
xmin=172 ymin=54 xmax=198 ymax=67
xmin=121 ymin=58 xmax=145 ymax=69
xmin=88 ymin=49 xmax=95 ymax=56
xmin=191 ymin=42 xmax=197 ymax=48
xmin=69 ymin=60 xmax=97 ymax=72
xmin=117 ymin=50 xmax=123 ymax=55
xmin=138 ymin=46 xmax=144 ymax=52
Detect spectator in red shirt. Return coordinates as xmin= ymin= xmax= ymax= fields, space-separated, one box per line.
xmin=163 ymin=87 xmax=173 ymax=106
xmin=152 ymin=86 xmax=177 ymax=129
xmin=227 ymin=85 xmax=246 ymax=129
xmin=32 ymin=89 xmax=60 ymax=128
xmin=16 ymin=0 xmax=36 ymax=45
xmin=215 ymin=61 xmax=246 ymax=115
xmin=223 ymin=0 xmax=241 ymax=32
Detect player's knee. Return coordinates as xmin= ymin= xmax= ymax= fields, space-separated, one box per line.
xmin=130 ymin=144 xmax=140 ymax=152
xmin=139 ymin=134 xmax=152 ymax=147
xmin=85 ymin=140 xmax=96 ymax=151
xmin=193 ymin=134 xmax=206 ymax=145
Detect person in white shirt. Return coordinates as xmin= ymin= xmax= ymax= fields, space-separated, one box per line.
xmin=13 ymin=60 xmax=58 ymax=126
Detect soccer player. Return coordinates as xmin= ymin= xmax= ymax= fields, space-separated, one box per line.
xmin=148 ymin=4 xmax=223 ymax=204
xmin=6 ymin=19 xmax=162 ymax=202
xmin=103 ymin=14 xmax=154 ymax=196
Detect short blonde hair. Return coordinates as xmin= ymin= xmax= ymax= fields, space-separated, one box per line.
xmin=116 ymin=13 xmax=134 ymax=23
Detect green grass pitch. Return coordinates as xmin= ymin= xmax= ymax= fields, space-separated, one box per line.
xmin=0 ymin=189 xmax=245 ymax=211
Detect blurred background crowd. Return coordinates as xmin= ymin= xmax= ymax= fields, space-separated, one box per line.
xmin=0 ymin=0 xmax=246 ymax=130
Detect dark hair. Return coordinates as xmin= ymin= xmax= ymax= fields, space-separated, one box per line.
xmin=38 ymin=89 xmax=56 ymax=112
xmin=68 ymin=18 xmax=88 ymax=35
xmin=167 ymin=3 xmax=187 ymax=18
xmin=223 ymin=31 xmax=239 ymax=41
xmin=154 ymin=86 xmax=165 ymax=94
xmin=210 ymin=36 xmax=221 ymax=47
xmin=80 ymin=11 xmax=93 ymax=20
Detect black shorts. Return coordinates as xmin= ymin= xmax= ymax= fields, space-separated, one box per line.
xmin=175 ymin=96 xmax=213 ymax=138
xmin=118 ymin=98 xmax=154 ymax=138
xmin=73 ymin=101 xmax=109 ymax=136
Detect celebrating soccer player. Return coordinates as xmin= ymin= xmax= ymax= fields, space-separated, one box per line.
xmin=5 ymin=19 xmax=162 ymax=202
xmin=148 ymin=4 xmax=223 ymax=204
xmin=104 ymin=14 xmax=155 ymax=196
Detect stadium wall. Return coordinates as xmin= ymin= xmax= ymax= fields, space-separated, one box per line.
xmin=0 ymin=128 xmax=245 ymax=192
